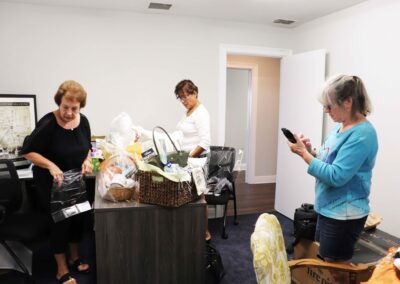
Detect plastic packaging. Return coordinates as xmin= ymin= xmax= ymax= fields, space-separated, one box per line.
xmin=97 ymin=154 xmax=139 ymax=202
xmin=126 ymin=142 xmax=142 ymax=156
xmin=233 ymin=148 xmax=244 ymax=171
xmin=50 ymin=169 xmax=91 ymax=223
xmin=108 ymin=112 xmax=136 ymax=150
xmin=206 ymin=147 xmax=235 ymax=195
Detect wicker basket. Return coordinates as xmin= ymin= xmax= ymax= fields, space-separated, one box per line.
xmin=107 ymin=186 xmax=135 ymax=202
xmin=137 ymin=170 xmax=198 ymax=207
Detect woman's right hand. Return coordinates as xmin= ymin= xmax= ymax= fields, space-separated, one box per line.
xmin=49 ymin=165 xmax=64 ymax=186
xmin=297 ymin=133 xmax=313 ymax=154
xmin=23 ymin=152 xmax=65 ymax=186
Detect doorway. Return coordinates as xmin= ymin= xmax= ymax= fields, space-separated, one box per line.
xmin=225 ymin=67 xmax=250 ymax=171
xmin=225 ymin=53 xmax=282 ymax=184
xmin=219 ymin=45 xmax=292 ymax=184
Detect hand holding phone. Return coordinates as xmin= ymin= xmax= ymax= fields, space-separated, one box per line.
xmin=281 ymin=128 xmax=297 ymax=143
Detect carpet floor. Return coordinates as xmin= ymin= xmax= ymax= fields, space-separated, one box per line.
xmin=0 ymin=211 xmax=295 ymax=284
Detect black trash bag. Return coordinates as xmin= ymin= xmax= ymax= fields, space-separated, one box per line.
xmin=50 ymin=169 xmax=91 ymax=223
xmin=205 ymin=242 xmax=225 ymax=284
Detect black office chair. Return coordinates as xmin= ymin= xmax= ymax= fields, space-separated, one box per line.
xmin=0 ymin=159 xmax=49 ymax=281
xmin=205 ymin=146 xmax=238 ymax=239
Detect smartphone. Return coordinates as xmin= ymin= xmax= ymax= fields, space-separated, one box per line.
xmin=281 ymin=128 xmax=297 ymax=143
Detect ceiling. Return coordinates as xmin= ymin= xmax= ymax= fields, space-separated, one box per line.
xmin=2 ymin=0 xmax=368 ymax=28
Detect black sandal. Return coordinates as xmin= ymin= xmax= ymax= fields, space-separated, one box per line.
xmin=57 ymin=272 xmax=75 ymax=284
xmin=70 ymin=258 xmax=90 ymax=274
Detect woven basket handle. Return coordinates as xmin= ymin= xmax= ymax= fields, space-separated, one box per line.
xmin=152 ymin=126 xmax=181 ymax=157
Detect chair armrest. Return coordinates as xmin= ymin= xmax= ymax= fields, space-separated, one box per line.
xmin=288 ymin=258 xmax=375 ymax=272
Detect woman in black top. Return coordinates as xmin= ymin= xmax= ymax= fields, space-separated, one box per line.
xmin=22 ymin=80 xmax=92 ymax=284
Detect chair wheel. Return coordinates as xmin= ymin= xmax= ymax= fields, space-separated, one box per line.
xmin=222 ymin=232 xmax=228 ymax=239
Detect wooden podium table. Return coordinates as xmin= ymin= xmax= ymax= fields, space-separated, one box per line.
xmin=94 ymin=191 xmax=206 ymax=284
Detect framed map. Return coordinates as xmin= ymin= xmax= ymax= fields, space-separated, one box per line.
xmin=0 ymin=94 xmax=37 ymax=151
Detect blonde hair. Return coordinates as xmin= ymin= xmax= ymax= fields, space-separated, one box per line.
xmin=54 ymin=80 xmax=87 ymax=108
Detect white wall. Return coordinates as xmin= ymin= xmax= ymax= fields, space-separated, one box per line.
xmin=226 ymin=68 xmax=248 ymax=159
xmin=292 ymin=0 xmax=400 ymax=236
xmin=2 ymin=0 xmax=398 ymax=237
xmin=0 ymin=2 xmax=292 ymax=143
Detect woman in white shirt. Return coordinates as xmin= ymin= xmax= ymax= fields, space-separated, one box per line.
xmin=175 ymin=80 xmax=211 ymax=157
xmin=175 ymin=79 xmax=212 ymax=242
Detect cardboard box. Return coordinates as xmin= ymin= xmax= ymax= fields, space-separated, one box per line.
xmin=291 ymin=229 xmax=400 ymax=283
xmin=292 ymin=240 xmax=373 ymax=284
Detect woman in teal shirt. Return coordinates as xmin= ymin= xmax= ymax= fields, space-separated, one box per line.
xmin=288 ymin=75 xmax=378 ymax=262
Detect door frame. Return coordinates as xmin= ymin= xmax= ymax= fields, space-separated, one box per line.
xmin=218 ymin=44 xmax=292 ymax=184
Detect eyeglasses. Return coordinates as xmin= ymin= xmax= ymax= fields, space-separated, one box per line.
xmin=323 ymin=104 xmax=334 ymax=111
xmin=178 ymin=94 xmax=194 ymax=101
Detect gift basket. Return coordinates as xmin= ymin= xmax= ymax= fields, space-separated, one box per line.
xmin=98 ymin=113 xmax=200 ymax=206
xmin=137 ymin=163 xmax=198 ymax=207
xmin=97 ymin=154 xmax=139 ymax=202
xmin=137 ymin=126 xmax=199 ymax=207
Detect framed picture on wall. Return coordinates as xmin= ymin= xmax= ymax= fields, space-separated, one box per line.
xmin=0 ymin=94 xmax=37 ymax=153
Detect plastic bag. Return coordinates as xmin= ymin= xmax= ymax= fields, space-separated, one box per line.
xmin=50 ymin=169 xmax=91 ymax=223
xmin=97 ymin=154 xmax=139 ymax=202
xmin=108 ymin=112 xmax=136 ymax=150
xmin=233 ymin=148 xmax=244 ymax=171
xmin=206 ymin=147 xmax=235 ymax=195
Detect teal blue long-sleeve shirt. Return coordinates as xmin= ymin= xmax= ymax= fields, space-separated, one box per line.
xmin=308 ymin=121 xmax=378 ymax=220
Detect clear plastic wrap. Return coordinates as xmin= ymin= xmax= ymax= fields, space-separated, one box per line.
xmin=233 ymin=148 xmax=244 ymax=171
xmin=97 ymin=154 xmax=139 ymax=202
xmin=107 ymin=112 xmax=136 ymax=150
xmin=206 ymin=147 xmax=235 ymax=195
xmin=50 ymin=169 xmax=91 ymax=223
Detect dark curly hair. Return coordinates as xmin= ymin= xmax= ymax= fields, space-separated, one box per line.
xmin=174 ymin=79 xmax=198 ymax=99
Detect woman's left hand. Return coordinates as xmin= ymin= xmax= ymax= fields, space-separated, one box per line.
xmin=288 ymin=133 xmax=308 ymax=157
xmin=81 ymin=159 xmax=93 ymax=174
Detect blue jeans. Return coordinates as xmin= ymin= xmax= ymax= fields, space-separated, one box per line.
xmin=315 ymin=214 xmax=367 ymax=261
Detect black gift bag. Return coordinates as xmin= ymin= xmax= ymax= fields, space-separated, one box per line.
xmin=205 ymin=242 xmax=225 ymax=283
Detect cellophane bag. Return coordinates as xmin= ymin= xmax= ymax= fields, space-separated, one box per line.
xmin=97 ymin=153 xmax=139 ymax=202
xmin=50 ymin=169 xmax=91 ymax=223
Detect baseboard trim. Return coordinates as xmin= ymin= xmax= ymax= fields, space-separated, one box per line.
xmin=248 ymin=175 xmax=276 ymax=184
